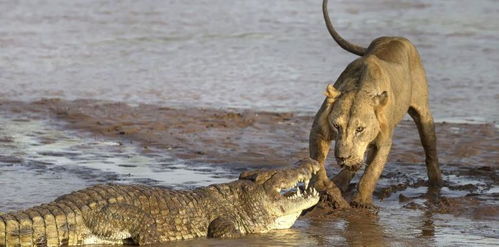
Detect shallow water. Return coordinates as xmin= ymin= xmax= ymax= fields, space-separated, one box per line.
xmin=0 ymin=0 xmax=498 ymax=122
xmin=0 ymin=111 xmax=235 ymax=212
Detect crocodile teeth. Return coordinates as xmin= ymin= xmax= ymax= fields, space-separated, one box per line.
xmin=304 ymin=180 xmax=309 ymax=190
xmin=296 ymin=189 xmax=301 ymax=197
xmin=311 ymin=188 xmax=318 ymax=196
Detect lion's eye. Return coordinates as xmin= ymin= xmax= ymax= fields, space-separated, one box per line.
xmin=356 ymin=127 xmax=365 ymax=133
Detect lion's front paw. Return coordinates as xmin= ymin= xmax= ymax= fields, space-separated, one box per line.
xmin=321 ymin=187 xmax=350 ymax=209
xmin=315 ymin=178 xmax=350 ymax=209
xmin=350 ymin=200 xmax=379 ymax=214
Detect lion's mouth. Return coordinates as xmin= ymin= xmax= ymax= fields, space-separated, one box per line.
xmin=338 ymin=162 xmax=364 ymax=171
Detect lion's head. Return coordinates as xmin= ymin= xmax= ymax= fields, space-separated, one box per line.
xmin=324 ymin=84 xmax=388 ymax=170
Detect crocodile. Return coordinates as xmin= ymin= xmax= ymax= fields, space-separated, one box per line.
xmin=0 ymin=158 xmax=321 ymax=246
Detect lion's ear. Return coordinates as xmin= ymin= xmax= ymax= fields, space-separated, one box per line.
xmin=372 ymin=91 xmax=388 ymax=107
xmin=324 ymin=84 xmax=340 ymax=103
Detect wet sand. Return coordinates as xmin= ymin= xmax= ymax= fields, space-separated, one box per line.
xmin=0 ymin=99 xmax=497 ymax=246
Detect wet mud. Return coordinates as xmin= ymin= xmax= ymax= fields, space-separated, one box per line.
xmin=0 ymin=99 xmax=497 ymax=246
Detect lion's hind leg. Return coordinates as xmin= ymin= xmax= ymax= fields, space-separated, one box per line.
xmin=408 ymin=104 xmax=443 ymax=187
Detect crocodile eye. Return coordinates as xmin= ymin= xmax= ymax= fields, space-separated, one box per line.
xmin=332 ymin=123 xmax=339 ymax=129
xmin=356 ymin=127 xmax=365 ymax=133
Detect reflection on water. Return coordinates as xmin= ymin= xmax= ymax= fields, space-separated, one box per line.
xmin=0 ymin=0 xmax=497 ymax=122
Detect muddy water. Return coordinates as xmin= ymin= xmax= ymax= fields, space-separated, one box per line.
xmin=0 ymin=0 xmax=498 ymax=122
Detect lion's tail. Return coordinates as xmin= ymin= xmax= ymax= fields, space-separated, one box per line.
xmin=323 ymin=0 xmax=366 ymax=56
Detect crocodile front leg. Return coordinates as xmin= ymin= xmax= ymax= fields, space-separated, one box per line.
xmin=83 ymin=203 xmax=161 ymax=245
xmin=207 ymin=217 xmax=243 ymax=239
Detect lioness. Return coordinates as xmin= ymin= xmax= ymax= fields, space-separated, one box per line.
xmin=310 ymin=0 xmax=443 ymax=208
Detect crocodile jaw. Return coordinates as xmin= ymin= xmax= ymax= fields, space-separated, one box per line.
xmin=268 ymin=190 xmax=320 ymax=230
xmin=266 ymin=184 xmax=320 ymax=230
xmin=270 ymin=212 xmax=302 ymax=230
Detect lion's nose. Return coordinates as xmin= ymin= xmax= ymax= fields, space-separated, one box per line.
xmin=337 ymin=155 xmax=351 ymax=162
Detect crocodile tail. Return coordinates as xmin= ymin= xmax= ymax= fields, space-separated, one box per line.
xmin=323 ymin=0 xmax=366 ymax=56
xmin=0 ymin=203 xmax=83 ymax=247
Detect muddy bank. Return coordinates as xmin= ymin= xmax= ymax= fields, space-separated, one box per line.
xmin=2 ymin=99 xmax=496 ymax=170
xmin=0 ymin=99 xmax=497 ymax=245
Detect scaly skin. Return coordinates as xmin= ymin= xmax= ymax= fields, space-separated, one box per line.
xmin=0 ymin=158 xmax=321 ymax=246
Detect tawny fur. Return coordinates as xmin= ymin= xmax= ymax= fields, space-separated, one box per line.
xmin=310 ymin=0 xmax=443 ymax=208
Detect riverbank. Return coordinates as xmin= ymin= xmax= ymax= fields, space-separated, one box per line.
xmin=0 ymin=99 xmax=497 ymax=245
